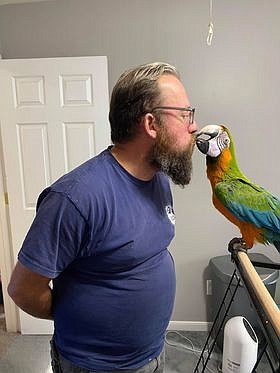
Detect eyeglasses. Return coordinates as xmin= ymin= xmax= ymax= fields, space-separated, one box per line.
xmin=151 ymin=106 xmax=195 ymax=125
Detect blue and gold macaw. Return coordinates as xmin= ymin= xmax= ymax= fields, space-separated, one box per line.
xmin=196 ymin=124 xmax=280 ymax=252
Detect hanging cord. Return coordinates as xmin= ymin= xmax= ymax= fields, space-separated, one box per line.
xmin=206 ymin=0 xmax=214 ymax=46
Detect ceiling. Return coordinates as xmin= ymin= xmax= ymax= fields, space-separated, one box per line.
xmin=0 ymin=0 xmax=49 ymax=5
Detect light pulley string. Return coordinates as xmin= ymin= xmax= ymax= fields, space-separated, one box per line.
xmin=206 ymin=0 xmax=214 ymax=46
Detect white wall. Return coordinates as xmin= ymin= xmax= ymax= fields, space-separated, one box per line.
xmin=0 ymin=0 xmax=279 ymax=323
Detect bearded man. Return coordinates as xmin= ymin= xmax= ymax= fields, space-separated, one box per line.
xmin=8 ymin=62 xmax=197 ymax=373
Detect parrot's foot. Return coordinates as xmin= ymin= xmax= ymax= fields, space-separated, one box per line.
xmin=228 ymin=237 xmax=249 ymax=255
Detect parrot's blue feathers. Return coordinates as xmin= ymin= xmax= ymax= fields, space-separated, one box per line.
xmin=215 ymin=179 xmax=280 ymax=246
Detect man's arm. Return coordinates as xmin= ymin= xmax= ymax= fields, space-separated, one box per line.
xmin=8 ymin=261 xmax=53 ymax=320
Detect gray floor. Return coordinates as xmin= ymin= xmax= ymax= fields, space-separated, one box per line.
xmin=0 ymin=305 xmax=272 ymax=373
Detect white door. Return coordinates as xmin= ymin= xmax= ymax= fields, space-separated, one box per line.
xmin=0 ymin=56 xmax=110 ymax=334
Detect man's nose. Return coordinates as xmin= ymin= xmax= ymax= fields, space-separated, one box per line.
xmin=189 ymin=120 xmax=198 ymax=134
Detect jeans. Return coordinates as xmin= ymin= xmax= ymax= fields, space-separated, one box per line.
xmin=50 ymin=339 xmax=165 ymax=373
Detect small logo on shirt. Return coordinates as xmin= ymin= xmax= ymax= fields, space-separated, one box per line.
xmin=165 ymin=205 xmax=175 ymax=225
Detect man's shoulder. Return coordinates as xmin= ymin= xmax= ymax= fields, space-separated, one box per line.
xmin=37 ymin=149 xmax=114 ymax=207
xmin=53 ymin=149 xmax=112 ymax=192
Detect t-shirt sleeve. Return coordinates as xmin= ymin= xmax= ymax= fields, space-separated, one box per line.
xmin=18 ymin=190 xmax=89 ymax=279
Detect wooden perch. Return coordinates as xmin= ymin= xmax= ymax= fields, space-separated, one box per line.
xmin=237 ymin=251 xmax=280 ymax=337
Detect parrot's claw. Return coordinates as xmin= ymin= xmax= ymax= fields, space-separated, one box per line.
xmin=228 ymin=237 xmax=248 ymax=255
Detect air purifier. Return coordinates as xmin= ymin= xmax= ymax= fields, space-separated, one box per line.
xmin=222 ymin=316 xmax=258 ymax=373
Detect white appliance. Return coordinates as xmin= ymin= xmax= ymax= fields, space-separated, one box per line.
xmin=222 ymin=316 xmax=258 ymax=373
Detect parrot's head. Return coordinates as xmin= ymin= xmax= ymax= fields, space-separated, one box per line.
xmin=196 ymin=124 xmax=230 ymax=158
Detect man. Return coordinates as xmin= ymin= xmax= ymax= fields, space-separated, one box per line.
xmin=8 ymin=62 xmax=197 ymax=372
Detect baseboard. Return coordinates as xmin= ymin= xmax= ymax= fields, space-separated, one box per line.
xmin=168 ymin=321 xmax=213 ymax=332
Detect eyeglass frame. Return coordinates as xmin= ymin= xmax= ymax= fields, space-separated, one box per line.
xmin=150 ymin=106 xmax=195 ymax=125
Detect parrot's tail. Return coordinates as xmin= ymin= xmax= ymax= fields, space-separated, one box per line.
xmin=273 ymin=240 xmax=280 ymax=253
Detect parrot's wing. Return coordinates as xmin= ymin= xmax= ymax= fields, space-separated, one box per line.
xmin=215 ymin=178 xmax=280 ymax=233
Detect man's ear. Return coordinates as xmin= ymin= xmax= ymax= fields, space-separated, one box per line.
xmin=142 ymin=113 xmax=158 ymax=139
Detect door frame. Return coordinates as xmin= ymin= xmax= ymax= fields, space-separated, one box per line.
xmin=0 ymin=128 xmax=19 ymax=332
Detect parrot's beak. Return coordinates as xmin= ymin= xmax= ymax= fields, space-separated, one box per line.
xmin=196 ymin=136 xmax=209 ymax=154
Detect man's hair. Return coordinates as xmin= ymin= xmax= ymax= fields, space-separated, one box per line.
xmin=109 ymin=62 xmax=180 ymax=143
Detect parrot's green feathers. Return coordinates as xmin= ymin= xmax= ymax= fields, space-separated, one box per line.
xmin=215 ymin=178 xmax=280 ymax=233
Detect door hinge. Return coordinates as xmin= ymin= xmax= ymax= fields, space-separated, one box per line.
xmin=4 ymin=192 xmax=9 ymax=205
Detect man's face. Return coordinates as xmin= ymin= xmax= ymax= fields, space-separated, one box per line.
xmin=149 ymin=74 xmax=198 ymax=187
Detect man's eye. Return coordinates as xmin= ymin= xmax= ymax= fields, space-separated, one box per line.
xmin=181 ymin=113 xmax=190 ymax=120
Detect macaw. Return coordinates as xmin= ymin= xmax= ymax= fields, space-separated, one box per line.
xmin=196 ymin=124 xmax=280 ymax=253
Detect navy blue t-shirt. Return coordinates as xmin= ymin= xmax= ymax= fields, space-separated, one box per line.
xmin=18 ymin=148 xmax=176 ymax=371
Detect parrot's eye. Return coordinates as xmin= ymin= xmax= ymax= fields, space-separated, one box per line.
xmin=217 ymin=132 xmax=230 ymax=150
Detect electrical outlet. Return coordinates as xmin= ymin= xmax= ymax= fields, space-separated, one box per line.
xmin=206 ymin=280 xmax=212 ymax=295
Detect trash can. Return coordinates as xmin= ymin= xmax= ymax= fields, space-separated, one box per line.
xmin=209 ymin=253 xmax=279 ymax=350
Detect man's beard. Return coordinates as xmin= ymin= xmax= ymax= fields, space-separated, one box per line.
xmin=149 ymin=126 xmax=195 ymax=187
